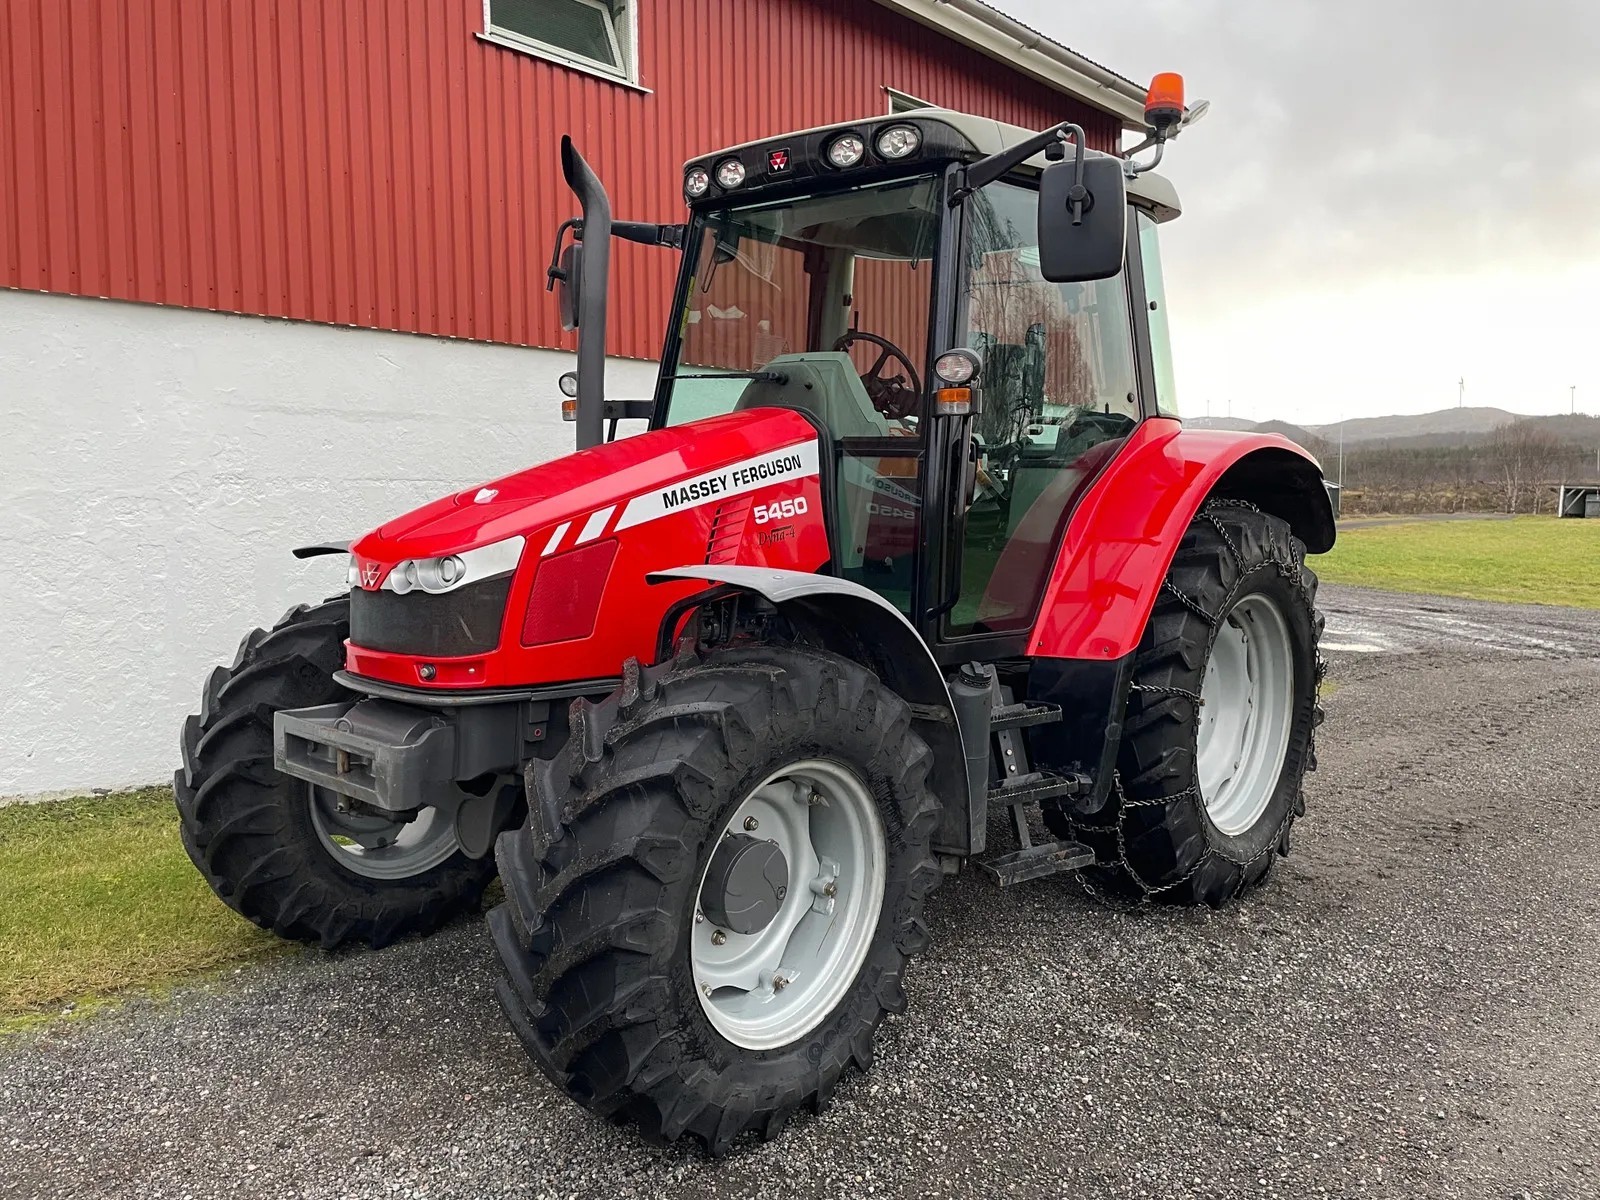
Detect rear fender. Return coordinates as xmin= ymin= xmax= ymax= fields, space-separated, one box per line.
xmin=648 ymin=566 xmax=969 ymax=854
xmin=1028 ymin=421 xmax=1336 ymax=661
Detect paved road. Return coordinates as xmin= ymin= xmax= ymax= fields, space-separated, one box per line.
xmin=4 ymin=585 xmax=1600 ymax=1199
xmin=1320 ymin=583 xmax=1600 ymax=657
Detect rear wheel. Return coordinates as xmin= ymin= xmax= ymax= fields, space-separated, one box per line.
xmin=490 ymin=642 xmax=941 ymax=1154
xmin=1047 ymin=500 xmax=1324 ymax=905
xmin=175 ymin=599 xmax=497 ymax=948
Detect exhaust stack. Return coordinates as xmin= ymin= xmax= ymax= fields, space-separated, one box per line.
xmin=560 ymin=136 xmax=612 ymax=451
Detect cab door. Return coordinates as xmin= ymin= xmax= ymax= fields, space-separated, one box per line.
xmin=941 ymin=180 xmax=1144 ymax=641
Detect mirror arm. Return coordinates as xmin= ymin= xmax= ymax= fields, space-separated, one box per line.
xmin=950 ymin=121 xmax=1088 ymax=205
xmin=545 ymin=217 xmax=581 ymax=292
xmin=613 ymin=221 xmax=685 ymax=249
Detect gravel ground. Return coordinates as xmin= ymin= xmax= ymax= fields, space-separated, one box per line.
xmin=4 ymin=584 xmax=1599 ymax=1199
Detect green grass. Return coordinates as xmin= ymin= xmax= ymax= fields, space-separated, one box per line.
xmin=1318 ymin=516 xmax=1600 ymax=608
xmin=0 ymin=787 xmax=286 ymax=1031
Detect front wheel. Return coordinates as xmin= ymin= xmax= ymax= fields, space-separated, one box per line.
xmin=490 ymin=642 xmax=941 ymax=1154
xmin=1048 ymin=500 xmax=1324 ymax=905
xmin=175 ymin=599 xmax=498 ymax=948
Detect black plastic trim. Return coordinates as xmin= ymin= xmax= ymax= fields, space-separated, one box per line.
xmin=1024 ymin=652 xmax=1137 ymax=815
xmin=334 ymin=670 xmax=619 ymax=708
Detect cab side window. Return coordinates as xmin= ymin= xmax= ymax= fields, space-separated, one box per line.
xmin=947 ymin=181 xmax=1138 ymax=637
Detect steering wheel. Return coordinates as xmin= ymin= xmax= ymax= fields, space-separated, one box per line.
xmin=833 ymin=332 xmax=923 ymax=420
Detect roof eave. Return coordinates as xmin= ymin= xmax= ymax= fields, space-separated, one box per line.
xmin=870 ymin=0 xmax=1151 ymax=132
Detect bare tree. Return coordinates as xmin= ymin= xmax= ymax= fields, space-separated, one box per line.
xmin=1487 ymin=422 xmax=1565 ymax=513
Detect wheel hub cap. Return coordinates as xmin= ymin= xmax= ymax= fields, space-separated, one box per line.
xmin=700 ymin=834 xmax=789 ymax=935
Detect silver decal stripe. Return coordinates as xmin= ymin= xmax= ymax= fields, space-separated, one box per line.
xmin=540 ymin=521 xmax=572 ymax=557
xmin=576 ymin=505 xmax=616 ymax=544
xmin=614 ymin=442 xmax=820 ymax=532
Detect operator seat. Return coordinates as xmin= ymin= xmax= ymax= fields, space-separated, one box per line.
xmin=733 ymin=352 xmax=891 ymax=440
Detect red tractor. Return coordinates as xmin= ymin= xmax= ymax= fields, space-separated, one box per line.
xmin=177 ymin=80 xmax=1333 ymax=1153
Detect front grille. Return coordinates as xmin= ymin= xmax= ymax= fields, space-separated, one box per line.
xmin=349 ymin=575 xmax=513 ymax=657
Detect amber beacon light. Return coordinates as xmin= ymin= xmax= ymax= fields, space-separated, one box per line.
xmin=1144 ymin=72 xmax=1186 ymax=136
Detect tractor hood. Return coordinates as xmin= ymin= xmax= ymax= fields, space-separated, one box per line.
xmin=351 ymin=407 xmax=822 ymax=564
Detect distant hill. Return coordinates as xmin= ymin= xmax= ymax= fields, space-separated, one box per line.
xmin=1186 ymin=407 xmax=1600 ymax=517
xmin=1252 ymin=419 xmax=1321 ymax=447
xmin=1184 ymin=416 xmax=1324 ymax=451
xmin=1302 ymin=407 xmax=1519 ymax=443
xmin=1188 ymin=408 xmax=1600 ymax=454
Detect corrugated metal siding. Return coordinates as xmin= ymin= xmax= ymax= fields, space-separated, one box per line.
xmin=1 ymin=0 xmax=1120 ymax=358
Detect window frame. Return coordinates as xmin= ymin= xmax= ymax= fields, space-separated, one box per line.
xmin=1132 ymin=208 xmax=1180 ymax=419
xmin=479 ymin=0 xmax=644 ymax=90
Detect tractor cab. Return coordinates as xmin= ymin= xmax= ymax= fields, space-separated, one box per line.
xmin=559 ymin=109 xmax=1185 ymax=652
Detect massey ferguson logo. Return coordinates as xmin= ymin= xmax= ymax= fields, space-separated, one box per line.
xmin=361 ymin=562 xmax=382 ymax=588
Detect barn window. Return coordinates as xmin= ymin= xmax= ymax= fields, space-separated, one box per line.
xmin=885 ymin=87 xmax=934 ymax=114
xmin=483 ymin=0 xmax=637 ymax=84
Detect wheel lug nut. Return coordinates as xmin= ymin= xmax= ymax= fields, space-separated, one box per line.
xmin=775 ymin=886 xmax=787 ymax=901
xmin=711 ymin=929 xmax=727 ymax=946
xmin=772 ymin=975 xmax=789 ymax=992
xmin=743 ymin=816 xmax=759 ymax=831
xmin=823 ymin=881 xmax=837 ymax=898
xmin=702 ymin=983 xmax=712 ymax=998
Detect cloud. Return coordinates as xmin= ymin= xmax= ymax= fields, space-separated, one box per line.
xmin=1004 ymin=0 xmax=1600 ymax=293
xmin=993 ymin=0 xmax=1600 ymax=419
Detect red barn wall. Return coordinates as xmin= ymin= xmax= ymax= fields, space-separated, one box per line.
xmin=0 ymin=0 xmax=1120 ymax=360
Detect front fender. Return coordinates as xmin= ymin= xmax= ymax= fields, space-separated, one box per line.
xmin=648 ymin=566 xmax=970 ymax=853
xmin=1028 ymin=420 xmax=1334 ymax=661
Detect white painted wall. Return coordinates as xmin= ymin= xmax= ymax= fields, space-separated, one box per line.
xmin=0 ymin=291 xmax=659 ymax=797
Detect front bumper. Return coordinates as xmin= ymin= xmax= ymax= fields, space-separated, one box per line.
xmin=275 ymin=700 xmax=460 ymax=813
xmin=272 ymin=676 xmax=610 ymax=815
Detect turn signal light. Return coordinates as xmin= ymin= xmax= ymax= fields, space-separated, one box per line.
xmin=521 ymin=539 xmax=619 ymax=646
xmin=1144 ymin=72 xmax=1185 ymax=133
xmin=935 ymin=387 xmax=973 ymax=416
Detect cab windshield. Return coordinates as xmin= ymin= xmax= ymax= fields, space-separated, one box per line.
xmin=660 ymin=177 xmax=941 ymax=430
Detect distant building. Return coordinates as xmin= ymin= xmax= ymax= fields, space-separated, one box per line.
xmin=0 ymin=0 xmax=1149 ymax=794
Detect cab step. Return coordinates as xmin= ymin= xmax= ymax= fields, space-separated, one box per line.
xmin=986 ymin=770 xmax=1088 ymax=807
xmin=988 ymin=701 xmax=1063 ymax=733
xmin=979 ymin=839 xmax=1096 ymax=887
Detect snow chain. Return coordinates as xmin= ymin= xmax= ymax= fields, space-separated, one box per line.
xmin=1062 ymin=497 xmax=1328 ymax=907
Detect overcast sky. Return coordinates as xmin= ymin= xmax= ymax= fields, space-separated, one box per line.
xmin=1002 ymin=0 xmax=1599 ymax=424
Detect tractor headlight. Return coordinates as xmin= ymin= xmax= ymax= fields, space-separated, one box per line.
xmin=876 ymin=124 xmax=922 ymax=160
xmin=684 ymin=166 xmax=710 ymax=199
xmin=368 ymin=536 xmax=526 ymax=596
xmin=934 ymin=348 xmax=982 ymax=385
xmin=715 ymin=158 xmax=746 ymax=189
xmin=826 ymin=133 xmax=866 ymax=168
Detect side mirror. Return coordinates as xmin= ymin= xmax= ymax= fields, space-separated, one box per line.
xmin=1036 ymin=156 xmax=1127 ymax=283
xmin=556 ymin=242 xmax=583 ymax=331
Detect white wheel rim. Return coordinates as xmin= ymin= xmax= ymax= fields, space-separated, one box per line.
xmin=1196 ymin=593 xmax=1295 ymax=837
xmin=308 ymin=785 xmax=463 ymax=881
xmin=691 ymin=759 xmax=887 ymax=1051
